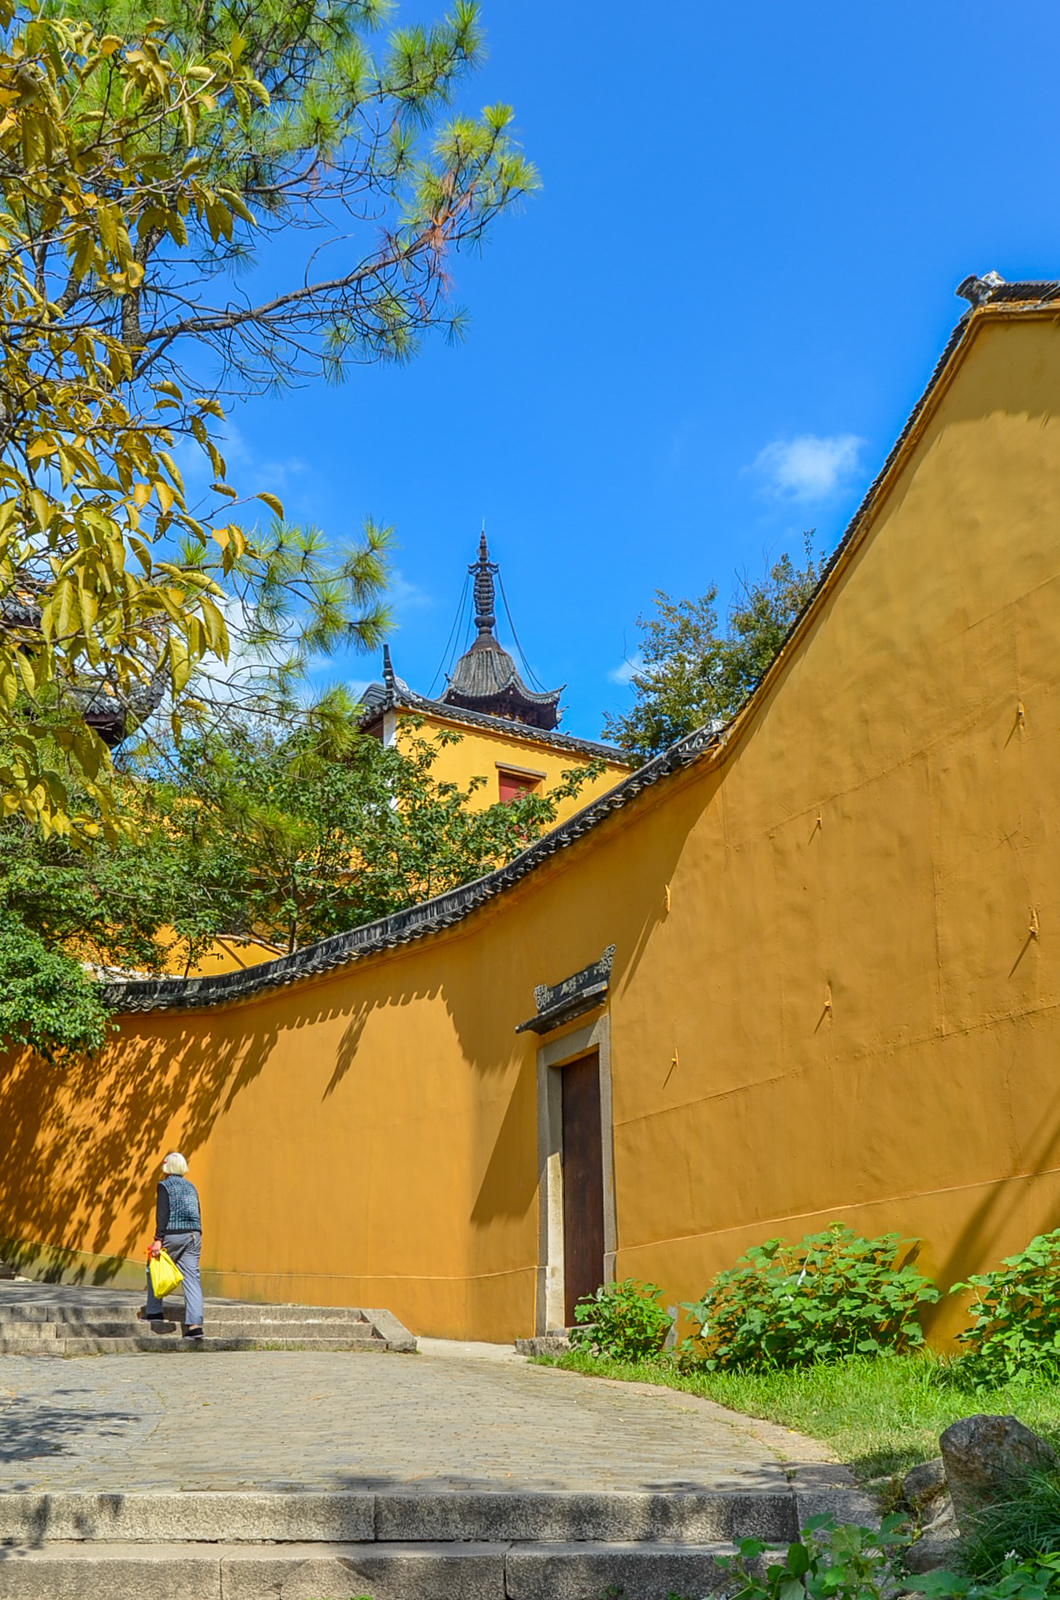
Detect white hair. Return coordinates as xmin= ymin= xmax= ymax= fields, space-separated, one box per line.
xmin=161 ymin=1152 xmax=188 ymax=1176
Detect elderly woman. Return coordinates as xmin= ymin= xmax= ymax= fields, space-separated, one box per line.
xmin=140 ymin=1151 xmax=204 ymax=1340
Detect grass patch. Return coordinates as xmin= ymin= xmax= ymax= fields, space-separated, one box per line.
xmin=960 ymin=1468 xmax=1060 ymax=1578
xmin=536 ymin=1349 xmax=1060 ymax=1484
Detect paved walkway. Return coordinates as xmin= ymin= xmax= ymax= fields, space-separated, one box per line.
xmin=0 ymin=1338 xmax=832 ymax=1496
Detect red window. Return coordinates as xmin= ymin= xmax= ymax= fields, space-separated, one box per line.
xmin=498 ymin=769 xmax=540 ymax=804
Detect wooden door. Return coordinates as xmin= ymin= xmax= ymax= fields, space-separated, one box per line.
xmin=561 ymin=1051 xmax=605 ymax=1326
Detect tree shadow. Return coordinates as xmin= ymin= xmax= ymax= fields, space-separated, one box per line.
xmin=0 ymin=1012 xmax=280 ymax=1275
xmin=0 ymin=1395 xmax=143 ymax=1468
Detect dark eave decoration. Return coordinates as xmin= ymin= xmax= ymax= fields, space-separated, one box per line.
xmin=100 ymin=274 xmax=1060 ymax=1018
xmin=515 ymin=945 xmax=616 ymax=1035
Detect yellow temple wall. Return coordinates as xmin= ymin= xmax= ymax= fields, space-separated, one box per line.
xmin=3 ymin=309 xmax=1060 ymax=1344
xmin=390 ymin=709 xmax=631 ymax=820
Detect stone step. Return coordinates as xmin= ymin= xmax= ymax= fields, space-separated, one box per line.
xmin=0 ymin=1539 xmax=742 ymax=1600
xmin=0 ymin=1318 xmax=379 ymax=1341
xmin=0 ymin=1303 xmax=371 ymax=1327
xmin=0 ymin=1299 xmax=416 ymax=1354
xmin=0 ymin=1334 xmax=398 ymax=1356
xmin=0 ymin=1489 xmax=798 ymax=1546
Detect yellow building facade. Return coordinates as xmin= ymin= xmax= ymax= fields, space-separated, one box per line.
xmin=4 ymin=279 xmax=1060 ymax=1346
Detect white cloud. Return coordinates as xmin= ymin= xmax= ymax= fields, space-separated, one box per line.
xmin=389 ymin=570 xmax=434 ymax=612
xmin=608 ymin=652 xmax=643 ymax=686
xmin=751 ymin=433 xmax=864 ymax=502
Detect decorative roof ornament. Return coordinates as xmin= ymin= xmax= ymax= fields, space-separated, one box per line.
xmin=956 ymin=271 xmax=1006 ymax=308
xmin=439 ymin=534 xmax=563 ymax=731
xmin=471 ymin=532 xmax=498 ymax=639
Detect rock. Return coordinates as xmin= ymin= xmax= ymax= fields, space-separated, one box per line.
xmin=906 ymin=1530 xmax=960 ymax=1573
xmin=903 ymin=1458 xmax=947 ymax=1516
xmin=514 ymin=1334 xmax=570 ymax=1358
xmin=940 ymin=1415 xmax=1058 ymax=1528
xmin=902 ymin=1459 xmax=959 ymax=1571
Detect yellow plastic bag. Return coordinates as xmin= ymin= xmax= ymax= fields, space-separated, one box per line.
xmin=149 ymin=1248 xmax=183 ymax=1300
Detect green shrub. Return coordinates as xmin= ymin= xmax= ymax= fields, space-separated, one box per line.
xmin=720 ymin=1513 xmax=910 ymax=1600
xmin=0 ymin=914 xmax=116 ymax=1067
xmin=910 ymin=1552 xmax=1060 ymax=1600
xmin=722 ymin=1516 xmax=1060 ymax=1600
xmin=682 ymin=1224 xmax=939 ymax=1372
xmin=951 ymin=1232 xmax=1060 ymax=1385
xmin=569 ymin=1279 xmax=672 ymax=1361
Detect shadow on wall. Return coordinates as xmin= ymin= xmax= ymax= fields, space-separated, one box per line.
xmin=0 ymin=757 xmax=710 ymax=1280
xmin=0 ymin=1011 xmax=282 ymax=1277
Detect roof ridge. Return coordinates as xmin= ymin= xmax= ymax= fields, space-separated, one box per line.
xmin=362 ymin=681 xmax=623 ymax=761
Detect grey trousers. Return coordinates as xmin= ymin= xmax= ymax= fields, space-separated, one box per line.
xmin=145 ymin=1230 xmax=203 ymax=1327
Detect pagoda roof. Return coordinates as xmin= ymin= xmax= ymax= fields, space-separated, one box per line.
xmin=438 ymin=534 xmax=562 ymax=730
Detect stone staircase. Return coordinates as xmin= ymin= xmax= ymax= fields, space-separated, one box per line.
xmin=0 ymin=1485 xmax=858 ymax=1600
xmin=0 ymin=1286 xmax=415 ymax=1355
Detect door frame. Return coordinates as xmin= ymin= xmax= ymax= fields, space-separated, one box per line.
xmin=534 ymin=1013 xmax=616 ymax=1334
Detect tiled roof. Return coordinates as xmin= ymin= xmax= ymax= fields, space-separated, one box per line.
xmin=360 ymin=676 xmax=625 ymax=762
xmin=442 ymin=638 xmax=561 ymax=708
xmin=101 ymin=274 xmax=1060 ymax=1014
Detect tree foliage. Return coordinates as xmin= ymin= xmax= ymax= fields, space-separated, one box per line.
xmin=133 ymin=709 xmax=603 ymax=958
xmin=40 ymin=0 xmax=539 ymax=390
xmin=0 ymin=3 xmax=271 ymax=836
xmin=1 ymin=706 xmax=603 ymax=975
xmin=0 ymin=0 xmax=533 ymax=835
xmin=603 ymin=538 xmax=825 ymax=763
xmin=0 ymin=911 xmax=115 ymax=1064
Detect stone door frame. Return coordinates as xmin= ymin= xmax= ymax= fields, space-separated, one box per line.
xmin=533 ymin=1013 xmax=616 ymax=1335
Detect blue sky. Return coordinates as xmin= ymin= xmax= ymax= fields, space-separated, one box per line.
xmin=219 ymin=0 xmax=1060 ymax=742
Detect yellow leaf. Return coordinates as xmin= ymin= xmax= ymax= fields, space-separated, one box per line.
xmin=256 ymin=491 xmax=284 ymax=517
xmin=28 ymin=489 xmax=51 ymax=530
xmin=157 ymin=450 xmax=184 ymax=496
xmin=168 ymin=634 xmax=191 ymax=693
xmin=198 ymin=595 xmax=228 ymax=654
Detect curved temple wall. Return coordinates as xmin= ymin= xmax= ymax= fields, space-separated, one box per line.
xmin=4 ymin=307 xmax=1060 ymax=1342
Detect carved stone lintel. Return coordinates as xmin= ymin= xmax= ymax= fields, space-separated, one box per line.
xmin=517 ymin=946 xmax=616 ymax=1035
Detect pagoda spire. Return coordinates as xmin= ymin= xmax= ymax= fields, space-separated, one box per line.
xmin=471 ymin=532 xmax=498 ymax=640
xmin=439 ymin=532 xmax=564 ymax=732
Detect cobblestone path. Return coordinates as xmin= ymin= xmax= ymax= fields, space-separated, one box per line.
xmin=0 ymin=1345 xmax=830 ymax=1494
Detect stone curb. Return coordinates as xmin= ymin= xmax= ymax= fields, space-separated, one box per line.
xmin=0 ymin=1538 xmax=741 ymax=1600
xmin=0 ymin=1489 xmax=798 ymax=1547
xmin=0 ymin=1336 xmax=400 ymax=1356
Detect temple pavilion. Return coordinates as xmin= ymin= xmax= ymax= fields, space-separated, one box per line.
xmin=360 ymin=535 xmax=630 ymax=816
